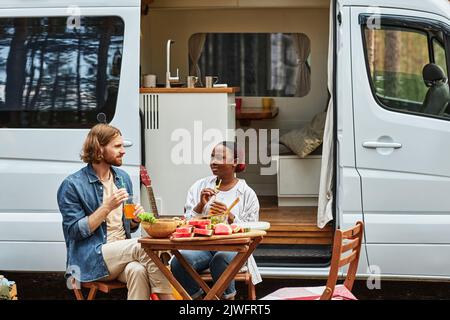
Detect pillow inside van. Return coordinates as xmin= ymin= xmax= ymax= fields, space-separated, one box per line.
xmin=279 ymin=111 xmax=326 ymax=158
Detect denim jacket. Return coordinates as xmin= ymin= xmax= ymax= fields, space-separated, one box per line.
xmin=57 ymin=163 xmax=137 ymax=282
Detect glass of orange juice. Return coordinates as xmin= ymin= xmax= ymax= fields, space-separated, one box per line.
xmin=123 ymin=195 xmax=137 ymax=219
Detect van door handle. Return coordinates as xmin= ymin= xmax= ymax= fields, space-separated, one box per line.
xmin=123 ymin=140 xmax=133 ymax=148
xmin=362 ymin=141 xmax=402 ymax=149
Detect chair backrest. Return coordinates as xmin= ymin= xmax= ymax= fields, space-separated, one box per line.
xmin=320 ymin=221 xmax=364 ymax=300
xmin=421 ymin=63 xmax=450 ymax=116
xmin=422 ymin=82 xmax=450 ymax=115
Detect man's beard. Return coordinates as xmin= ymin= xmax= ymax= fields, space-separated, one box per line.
xmin=104 ymin=154 xmax=123 ymax=166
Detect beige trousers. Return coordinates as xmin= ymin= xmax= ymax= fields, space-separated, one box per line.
xmin=101 ymin=238 xmax=172 ymax=300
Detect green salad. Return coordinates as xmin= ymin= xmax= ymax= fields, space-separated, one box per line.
xmin=210 ymin=215 xmax=227 ymax=225
xmin=137 ymin=212 xmax=157 ymax=224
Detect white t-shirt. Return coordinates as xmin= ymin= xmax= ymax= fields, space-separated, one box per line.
xmin=184 ymin=176 xmax=259 ymax=224
xmin=102 ymin=174 xmax=126 ymax=243
xmin=202 ymin=183 xmax=240 ymax=217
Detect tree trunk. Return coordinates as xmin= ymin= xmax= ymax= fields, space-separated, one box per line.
xmin=366 ymin=29 xmax=375 ymax=79
xmin=5 ymin=19 xmax=28 ymax=110
xmin=49 ymin=50 xmax=61 ymax=125
xmin=384 ymin=30 xmax=401 ymax=98
xmin=25 ymin=34 xmax=38 ymax=109
xmin=30 ymin=33 xmax=49 ymax=109
xmin=96 ymin=18 xmax=113 ymax=109
xmin=62 ymin=74 xmax=69 ymax=109
xmin=76 ymin=29 xmax=82 ymax=114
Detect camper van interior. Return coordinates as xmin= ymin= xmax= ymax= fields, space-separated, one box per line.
xmin=139 ymin=0 xmax=333 ymax=267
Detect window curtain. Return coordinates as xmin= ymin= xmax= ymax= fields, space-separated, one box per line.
xmin=317 ymin=0 xmax=336 ymax=229
xmin=189 ymin=33 xmax=206 ymax=86
xmin=293 ymin=33 xmax=311 ymax=97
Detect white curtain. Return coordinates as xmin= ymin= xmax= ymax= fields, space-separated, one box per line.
xmin=293 ymin=33 xmax=311 ymax=97
xmin=317 ymin=0 xmax=336 ymax=229
xmin=189 ymin=33 xmax=206 ymax=86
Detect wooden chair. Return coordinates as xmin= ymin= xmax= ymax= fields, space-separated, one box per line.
xmin=71 ymin=279 xmax=126 ymax=300
xmin=200 ymin=268 xmax=256 ymax=300
xmin=260 ymin=221 xmax=364 ymax=300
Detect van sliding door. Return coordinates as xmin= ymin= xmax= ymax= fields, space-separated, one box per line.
xmin=351 ymin=7 xmax=450 ymax=277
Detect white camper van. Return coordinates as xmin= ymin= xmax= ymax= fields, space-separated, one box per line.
xmin=0 ymin=0 xmax=450 ymax=283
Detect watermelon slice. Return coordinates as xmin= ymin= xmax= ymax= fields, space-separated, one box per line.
xmin=214 ymin=223 xmax=232 ymax=235
xmin=187 ymin=219 xmax=211 ymax=227
xmin=193 ymin=228 xmax=213 ymax=237
xmin=230 ymin=223 xmax=241 ymax=233
xmin=172 ymin=232 xmax=194 ymax=238
xmin=176 ymin=226 xmax=193 ymax=234
xmin=193 ymin=224 xmax=212 ymax=230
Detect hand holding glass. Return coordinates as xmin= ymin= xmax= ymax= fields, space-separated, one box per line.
xmin=123 ymin=195 xmax=138 ymax=219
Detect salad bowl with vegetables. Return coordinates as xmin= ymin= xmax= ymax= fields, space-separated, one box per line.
xmin=138 ymin=212 xmax=181 ymax=238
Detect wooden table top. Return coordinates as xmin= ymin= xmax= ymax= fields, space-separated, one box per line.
xmin=138 ymin=230 xmax=266 ymax=251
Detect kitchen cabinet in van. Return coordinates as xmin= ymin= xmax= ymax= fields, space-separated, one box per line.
xmin=273 ymin=154 xmax=322 ymax=206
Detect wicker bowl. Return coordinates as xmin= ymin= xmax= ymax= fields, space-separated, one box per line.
xmin=141 ymin=219 xmax=179 ymax=238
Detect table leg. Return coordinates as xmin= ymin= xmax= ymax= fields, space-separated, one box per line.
xmin=143 ymin=248 xmax=192 ymax=300
xmin=204 ymin=237 xmax=263 ymax=300
xmin=171 ymin=251 xmax=219 ymax=300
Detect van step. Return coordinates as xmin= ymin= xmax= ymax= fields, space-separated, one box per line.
xmin=262 ymin=222 xmax=333 ymax=245
xmin=254 ymin=245 xmax=332 ymax=266
xmin=258 ymin=202 xmax=334 ymax=245
xmin=262 ymin=237 xmax=333 ymax=245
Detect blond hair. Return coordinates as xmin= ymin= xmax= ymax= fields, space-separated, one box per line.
xmin=80 ymin=124 xmax=122 ymax=163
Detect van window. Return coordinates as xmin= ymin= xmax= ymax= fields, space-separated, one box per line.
xmin=363 ymin=22 xmax=450 ymax=118
xmin=189 ymin=33 xmax=311 ymax=97
xmin=364 ymin=27 xmax=429 ymax=111
xmin=433 ymin=39 xmax=448 ymax=77
xmin=0 ymin=16 xmax=124 ymax=128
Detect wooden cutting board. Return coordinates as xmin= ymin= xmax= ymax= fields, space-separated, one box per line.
xmin=170 ymin=229 xmax=266 ymax=242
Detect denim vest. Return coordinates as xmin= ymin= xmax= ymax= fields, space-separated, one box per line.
xmin=57 ymin=164 xmax=136 ymax=282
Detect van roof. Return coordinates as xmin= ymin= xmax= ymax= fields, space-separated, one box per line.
xmin=341 ymin=0 xmax=450 ymax=19
xmin=0 ymin=0 xmax=139 ymax=9
xmin=0 ymin=1 xmax=446 ymax=19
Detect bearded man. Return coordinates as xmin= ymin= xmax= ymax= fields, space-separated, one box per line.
xmin=57 ymin=124 xmax=173 ymax=300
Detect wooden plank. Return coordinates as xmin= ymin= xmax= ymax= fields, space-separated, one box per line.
xmin=169 ymin=230 xmax=266 ymax=242
xmin=141 ymin=243 xmax=249 ymax=252
xmin=245 ymin=197 xmax=334 ymax=245
xmin=341 ymin=238 xmax=360 ymax=253
xmin=200 ymin=272 xmax=248 ymax=282
xmin=236 ymin=107 xmax=278 ymax=120
xmin=266 ymin=231 xmax=333 ymax=238
xmin=261 ymin=237 xmax=333 ymax=245
xmin=268 ymin=225 xmax=332 ymax=232
xmin=260 ymin=207 xmax=318 ymax=216
xmin=339 ymin=251 xmax=358 ymax=267
xmin=260 ymin=205 xmax=318 ymax=211
xmin=140 ymin=87 xmax=240 ymax=94
xmin=140 ymin=237 xmax=249 ymax=245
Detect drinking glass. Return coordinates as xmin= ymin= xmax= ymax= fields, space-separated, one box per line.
xmin=123 ymin=195 xmax=138 ymax=219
